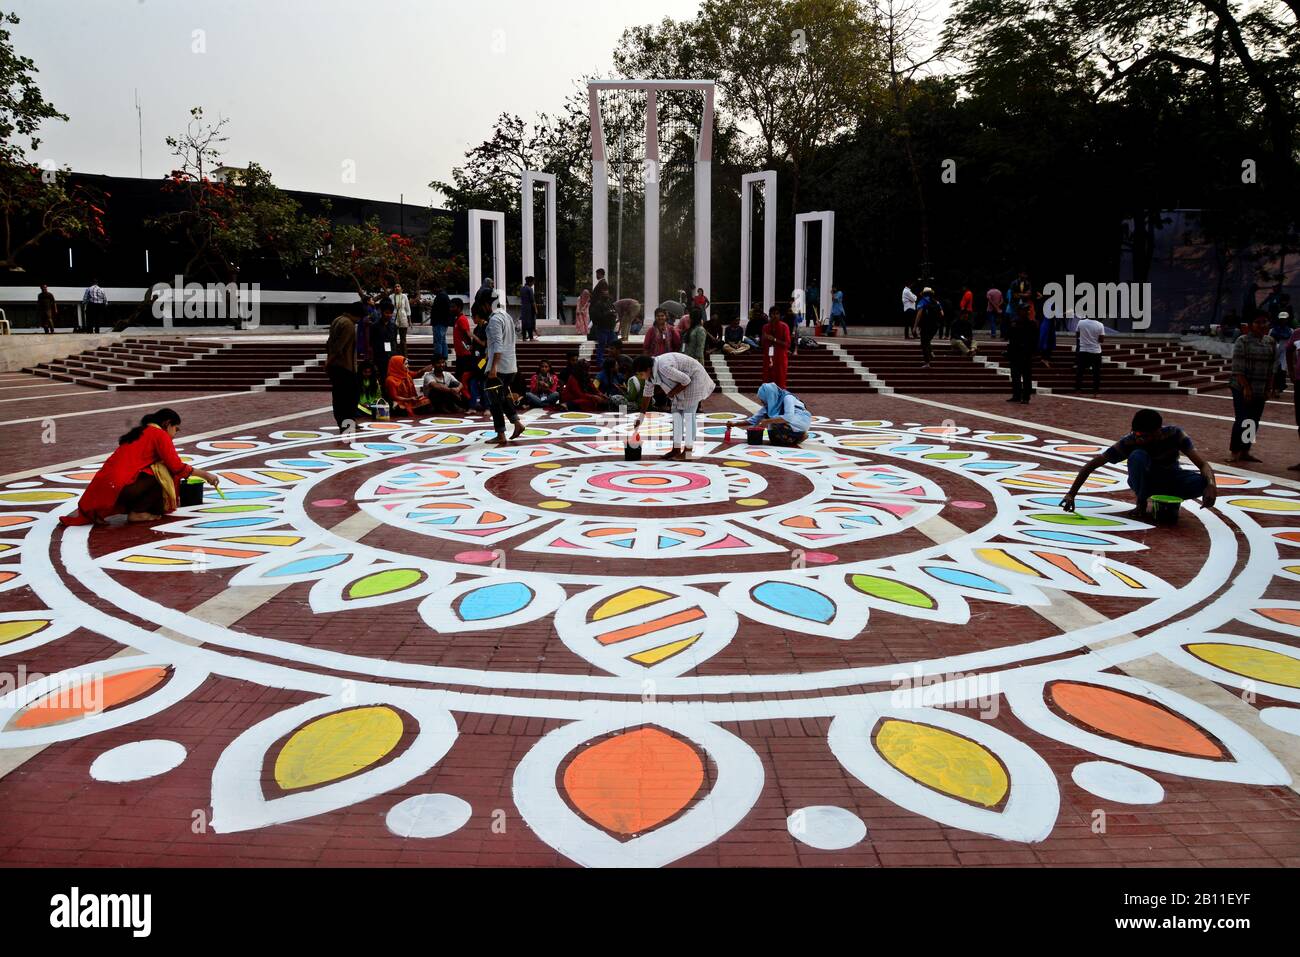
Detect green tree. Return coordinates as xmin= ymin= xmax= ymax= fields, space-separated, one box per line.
xmin=127 ymin=108 xmax=324 ymax=327
xmin=0 ymin=9 xmax=107 ymax=271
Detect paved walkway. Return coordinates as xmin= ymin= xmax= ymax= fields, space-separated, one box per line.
xmin=0 ymin=384 xmax=1297 ymax=867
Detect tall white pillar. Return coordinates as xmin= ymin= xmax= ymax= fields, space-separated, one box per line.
xmin=522 ymin=171 xmax=559 ymax=323
xmin=589 ymin=87 xmax=608 ymax=287
xmin=468 ymin=210 xmax=507 ymax=306
xmin=694 ymin=87 xmax=714 ymax=302
xmin=644 ymin=89 xmax=660 ymax=313
xmin=740 ymin=171 xmax=777 ymax=319
xmin=794 ymin=211 xmax=835 ymax=322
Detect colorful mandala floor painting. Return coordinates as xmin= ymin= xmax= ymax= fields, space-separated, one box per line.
xmin=2 ymin=410 xmax=1299 ymax=866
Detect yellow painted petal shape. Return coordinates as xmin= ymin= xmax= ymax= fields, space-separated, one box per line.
xmin=592 ymin=587 xmax=671 ymax=622
xmin=875 ymin=719 xmax=1009 ymax=808
xmin=1187 ymin=643 xmax=1300 ymax=689
xmin=274 ymin=706 xmax=404 ymax=791
xmin=0 ymin=619 xmax=49 ymax=645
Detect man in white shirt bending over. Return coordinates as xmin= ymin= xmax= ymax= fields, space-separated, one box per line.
xmin=1075 ymin=317 xmax=1106 ymax=395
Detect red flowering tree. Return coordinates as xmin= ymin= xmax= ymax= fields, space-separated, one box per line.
xmin=316 ymin=213 xmax=464 ymax=299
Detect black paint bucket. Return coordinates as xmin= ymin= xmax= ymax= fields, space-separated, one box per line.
xmin=746 ymin=429 xmax=765 ymax=446
xmin=1150 ymin=494 xmax=1183 ymax=526
xmin=180 ymin=478 xmax=205 ymax=507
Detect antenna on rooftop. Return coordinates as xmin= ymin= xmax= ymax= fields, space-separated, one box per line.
xmin=134 ymin=89 xmax=144 ymax=178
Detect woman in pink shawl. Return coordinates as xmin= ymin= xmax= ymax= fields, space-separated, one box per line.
xmin=575 ymin=288 xmax=592 ymax=336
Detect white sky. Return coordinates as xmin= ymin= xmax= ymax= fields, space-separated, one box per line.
xmin=12 ymin=0 xmax=706 ymax=207
xmin=12 ymin=0 xmax=702 ymax=206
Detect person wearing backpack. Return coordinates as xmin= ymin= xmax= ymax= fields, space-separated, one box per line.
xmin=913 ymin=287 xmax=943 ymax=368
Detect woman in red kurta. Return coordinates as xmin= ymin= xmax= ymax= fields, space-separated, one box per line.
xmin=383 ymin=355 xmax=431 ymax=419
xmin=561 ymin=365 xmax=607 ymax=412
xmin=761 ymin=306 xmax=791 ymax=388
xmin=61 ymin=409 xmax=220 ymax=526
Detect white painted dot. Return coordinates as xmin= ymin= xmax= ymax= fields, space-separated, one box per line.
xmin=788 ymin=805 xmax=867 ymax=850
xmin=6 ymin=481 xmax=40 ymax=489
xmin=90 ymin=740 xmax=187 ymax=782
xmin=1071 ymin=761 xmax=1164 ymax=804
xmin=1260 ymin=707 xmax=1300 ymax=736
xmin=386 ymin=793 xmax=471 ymax=838
xmin=1267 ymin=489 xmax=1300 ymax=498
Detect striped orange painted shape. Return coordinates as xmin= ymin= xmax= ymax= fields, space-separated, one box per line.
xmin=597 ymin=608 xmax=706 ymax=646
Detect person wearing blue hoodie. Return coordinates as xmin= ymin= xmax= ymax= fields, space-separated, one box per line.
xmin=730 ymin=382 xmax=813 ymax=447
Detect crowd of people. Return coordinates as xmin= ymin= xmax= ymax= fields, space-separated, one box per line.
xmin=317 ymin=274 xmax=824 ymax=458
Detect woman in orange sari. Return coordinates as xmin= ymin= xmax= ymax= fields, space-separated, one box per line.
xmin=60 ymin=408 xmax=221 ymax=526
xmin=384 ymin=354 xmax=431 ymax=419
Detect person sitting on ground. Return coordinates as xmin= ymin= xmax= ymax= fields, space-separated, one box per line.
xmin=60 ymin=409 xmax=221 ymax=526
xmin=1061 ymin=408 xmax=1217 ymax=522
xmin=625 ymin=361 xmax=653 ymax=414
xmin=730 ymin=382 xmax=813 ymax=447
xmin=598 ymin=358 xmax=629 ymax=410
xmin=950 ymin=310 xmax=978 ymax=357
xmin=597 ymin=356 xmax=626 ymax=396
xmin=358 ymin=360 xmax=382 ymax=416
xmin=384 ymin=354 xmax=432 ymax=419
xmin=723 ymin=315 xmax=749 ymax=355
xmin=562 ymin=360 xmax=607 ymax=413
xmin=419 ymin=356 xmax=466 ymax=413
xmin=608 ymin=340 xmax=634 ymax=379
xmin=524 ymin=360 xmax=561 ymax=409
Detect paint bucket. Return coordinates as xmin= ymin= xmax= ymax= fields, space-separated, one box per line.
xmin=747 ymin=429 xmax=765 ymax=446
xmin=624 ymin=430 xmax=642 ymax=462
xmin=1150 ymin=494 xmax=1183 ymax=526
xmin=180 ymin=477 xmax=205 ymax=507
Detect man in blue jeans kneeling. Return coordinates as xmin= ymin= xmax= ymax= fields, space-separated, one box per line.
xmin=1061 ymin=408 xmax=1218 ymax=522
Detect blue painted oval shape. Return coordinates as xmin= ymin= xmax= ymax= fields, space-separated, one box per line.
xmin=922 ymin=566 xmax=1012 ymax=594
xmin=218 ymin=489 xmax=278 ymax=500
xmin=1021 ymin=529 xmax=1112 ymax=546
xmin=363 ymin=443 xmax=407 ymax=452
xmin=268 ymin=554 xmax=348 ymax=577
xmin=752 ymin=581 xmax=835 ymax=623
xmin=457 ymin=582 xmax=533 ymax=621
xmin=962 ymin=461 xmax=1019 ymax=471
xmin=192 ymin=517 xmax=274 ymax=529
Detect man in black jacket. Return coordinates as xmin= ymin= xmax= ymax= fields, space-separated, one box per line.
xmin=1007 ymin=303 xmax=1038 ymax=404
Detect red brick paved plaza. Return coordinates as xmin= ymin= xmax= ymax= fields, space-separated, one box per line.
xmin=1 ymin=365 xmax=1298 ymax=868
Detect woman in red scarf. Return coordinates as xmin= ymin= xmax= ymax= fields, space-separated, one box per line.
xmin=61 ymin=409 xmax=220 ymax=526
xmin=383 ymin=354 xmax=431 ymax=419
xmin=761 ymin=305 xmax=791 ymax=388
